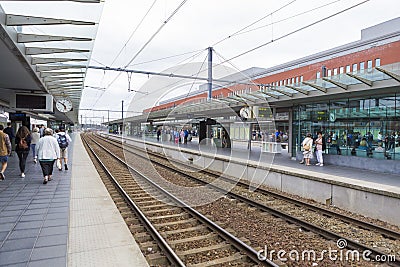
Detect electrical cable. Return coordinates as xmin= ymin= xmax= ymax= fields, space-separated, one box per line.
xmin=212 ymin=0 xmax=297 ymax=47
xmin=108 ymin=0 xmax=158 ymax=68
xmin=105 ymin=0 xmax=189 ymax=90
xmin=216 ymin=0 xmax=370 ymax=67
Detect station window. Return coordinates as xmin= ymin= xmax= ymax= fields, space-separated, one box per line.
xmin=375 ymin=58 xmax=381 ymax=67
xmin=327 ymin=69 xmax=332 ymax=77
xmin=300 ymin=76 xmax=303 ymax=82
xmin=360 ymin=62 xmax=365 ymax=71
xmin=339 ymin=66 xmax=344 ymax=74
xmin=284 ymin=79 xmax=286 ymax=85
xmin=367 ymin=60 xmax=373 ymax=69
xmin=333 ymin=68 xmax=338 ymax=76
xmin=316 ymin=71 xmax=321 ymax=79
xmin=279 ymin=80 xmax=282 ymax=86
xmin=346 ymin=65 xmax=351 ymax=73
xmin=295 ymin=77 xmax=299 ymax=83
xmin=352 ymin=63 xmax=358 ymax=73
xmin=287 ymin=79 xmax=290 ymax=84
xmin=291 ymin=78 xmax=295 ymax=84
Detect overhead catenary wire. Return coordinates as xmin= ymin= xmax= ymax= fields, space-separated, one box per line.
xmin=105 ymin=0 xmax=189 ymax=89
xmin=216 ymin=0 xmax=370 ymax=67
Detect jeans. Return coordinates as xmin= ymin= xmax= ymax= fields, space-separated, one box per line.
xmin=16 ymin=151 xmax=29 ymax=173
xmin=31 ymin=144 xmax=36 ymax=158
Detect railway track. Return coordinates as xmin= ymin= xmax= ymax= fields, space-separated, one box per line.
xmin=94 ymin=133 xmax=400 ymax=266
xmin=82 ymin=134 xmax=276 ymax=267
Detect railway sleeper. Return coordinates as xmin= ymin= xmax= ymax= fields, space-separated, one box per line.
xmin=134 ymin=232 xmax=153 ymax=243
xmin=148 ymin=212 xmax=190 ymax=222
xmin=145 ymin=252 xmax=169 ymax=266
xmin=145 ymin=207 xmax=181 ymax=216
xmin=187 ymin=252 xmax=248 ymax=267
xmin=168 ymin=233 xmax=218 ymax=247
xmin=176 ymin=242 xmax=232 ymax=258
xmin=162 ymin=225 xmax=209 ymax=237
xmin=134 ymin=200 xmax=165 ymax=206
xmin=128 ymin=224 xmax=146 ymax=233
xmin=141 ymin=203 xmax=170 ymax=211
xmin=154 ymin=218 xmax=197 ymax=228
xmin=140 ymin=241 xmax=160 ymax=253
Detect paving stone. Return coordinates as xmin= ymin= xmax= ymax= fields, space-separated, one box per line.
xmin=0 ymin=237 xmax=36 ymax=252
xmin=30 ymin=245 xmax=67 ymax=261
xmin=36 ymin=234 xmax=68 ymax=248
xmin=0 ymin=249 xmax=31 ymax=265
xmin=27 ymin=257 xmax=66 ymax=267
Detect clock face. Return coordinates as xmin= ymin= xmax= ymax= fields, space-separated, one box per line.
xmin=56 ymin=98 xmax=73 ymax=113
xmin=240 ymin=107 xmax=251 ymax=118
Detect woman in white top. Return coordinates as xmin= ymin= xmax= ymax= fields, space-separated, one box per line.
xmin=30 ymin=127 xmax=40 ymax=163
xmin=302 ymin=133 xmax=314 ymax=166
xmin=36 ymin=128 xmax=60 ymax=184
xmin=315 ymin=132 xmax=324 ymax=166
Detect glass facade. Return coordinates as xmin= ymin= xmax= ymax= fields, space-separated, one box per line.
xmin=292 ymin=94 xmax=400 ymax=160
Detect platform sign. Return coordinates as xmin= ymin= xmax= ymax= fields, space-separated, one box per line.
xmin=230 ymin=122 xmax=250 ymax=140
xmin=256 ymin=107 xmax=273 ymax=119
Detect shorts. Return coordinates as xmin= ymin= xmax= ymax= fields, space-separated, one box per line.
xmin=0 ymin=155 xmax=8 ymax=163
xmin=60 ymin=148 xmax=68 ymax=158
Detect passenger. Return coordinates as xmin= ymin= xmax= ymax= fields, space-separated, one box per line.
xmin=31 ymin=127 xmax=40 ymax=163
xmin=56 ymin=126 xmax=72 ymax=171
xmin=156 ymin=128 xmax=161 ymax=141
xmin=39 ymin=125 xmax=45 ymax=138
xmin=36 ymin=128 xmax=60 ymax=184
xmin=15 ymin=126 xmax=31 ymax=178
xmin=302 ymin=133 xmax=314 ymax=166
xmin=315 ymin=132 xmax=324 ymax=166
xmin=0 ymin=125 xmax=12 ymax=180
xmin=3 ymin=122 xmax=15 ymax=156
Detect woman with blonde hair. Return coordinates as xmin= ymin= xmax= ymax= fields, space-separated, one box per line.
xmin=31 ymin=127 xmax=40 ymax=163
xmin=15 ymin=126 xmax=31 ymax=178
xmin=36 ymin=128 xmax=60 ymax=184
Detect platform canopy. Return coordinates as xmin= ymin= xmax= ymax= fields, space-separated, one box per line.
xmin=0 ymin=0 xmax=103 ymax=124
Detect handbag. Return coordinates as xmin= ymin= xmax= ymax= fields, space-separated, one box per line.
xmin=303 ymin=144 xmax=310 ymax=151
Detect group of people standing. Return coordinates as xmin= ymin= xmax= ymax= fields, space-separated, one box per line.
xmin=0 ymin=123 xmax=71 ymax=184
xmin=300 ymin=132 xmax=325 ymax=166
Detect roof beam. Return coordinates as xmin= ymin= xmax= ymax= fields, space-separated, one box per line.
xmin=18 ymin=33 xmax=92 ymax=43
xmin=227 ymin=96 xmax=247 ymax=104
xmin=285 ymin=85 xmax=309 ymax=95
xmin=375 ymin=67 xmax=400 ymax=83
xmin=2 ymin=0 xmax=100 ymax=2
xmin=6 ymin=14 xmax=95 ymax=26
xmin=322 ymin=77 xmax=348 ymax=90
xmin=26 ymin=47 xmax=90 ymax=55
xmin=36 ymin=64 xmax=87 ymax=71
xmin=40 ymin=71 xmax=85 ymax=78
xmin=247 ymin=92 xmax=267 ymax=101
xmin=32 ymin=57 xmax=87 ymax=64
xmin=271 ymin=87 xmax=293 ymax=97
xmin=238 ymin=94 xmax=259 ymax=103
xmin=44 ymin=76 xmax=84 ymax=82
xmin=302 ymin=81 xmax=327 ymax=93
xmin=256 ymin=91 xmax=279 ymax=99
xmin=346 ymin=73 xmax=373 ymax=86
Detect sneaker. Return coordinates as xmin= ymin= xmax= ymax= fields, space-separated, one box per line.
xmin=64 ymin=164 xmax=68 ymax=171
xmin=315 ymin=163 xmax=320 ymax=166
xmin=299 ymin=161 xmax=304 ymax=164
xmin=21 ymin=173 xmax=25 ymax=178
xmin=319 ymin=164 xmax=324 ymax=166
xmin=0 ymin=172 xmax=4 ymax=180
xmin=34 ymin=158 xmax=37 ymax=164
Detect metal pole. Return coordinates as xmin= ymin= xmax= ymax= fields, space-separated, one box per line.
xmin=122 ymin=100 xmax=124 ymax=120
xmin=108 ymin=110 xmax=109 ymax=122
xmin=207 ymin=47 xmax=213 ymax=101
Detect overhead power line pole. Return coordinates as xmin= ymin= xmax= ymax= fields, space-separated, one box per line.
xmin=207 ymin=47 xmax=213 ymax=101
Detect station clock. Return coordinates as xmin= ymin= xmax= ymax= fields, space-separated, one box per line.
xmin=55 ymin=98 xmax=73 ymax=113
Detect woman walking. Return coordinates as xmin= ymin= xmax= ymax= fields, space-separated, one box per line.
xmin=302 ymin=133 xmax=314 ymax=166
xmin=15 ymin=126 xmax=31 ymax=178
xmin=36 ymin=128 xmax=60 ymax=184
xmin=31 ymin=127 xmax=40 ymax=163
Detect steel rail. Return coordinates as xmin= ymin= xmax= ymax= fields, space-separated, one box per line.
xmin=81 ymin=135 xmax=186 ymax=267
xmin=86 ymin=134 xmax=277 ymax=267
xmin=102 ymin=133 xmax=400 ymax=240
xmin=95 ymin=133 xmax=400 ymax=266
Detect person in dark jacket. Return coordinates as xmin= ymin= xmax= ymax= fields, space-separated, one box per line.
xmin=15 ymin=126 xmax=31 ymax=178
xmin=3 ymin=122 xmax=15 ymax=156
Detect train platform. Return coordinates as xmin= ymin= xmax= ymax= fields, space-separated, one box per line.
xmin=118 ymin=134 xmax=400 ymax=197
xmin=0 ymin=133 xmax=148 ymax=267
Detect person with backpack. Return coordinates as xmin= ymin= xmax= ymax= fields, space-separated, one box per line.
xmin=56 ymin=126 xmax=72 ymax=171
xmin=15 ymin=126 xmax=31 ymax=178
xmin=36 ymin=128 xmax=60 ymax=184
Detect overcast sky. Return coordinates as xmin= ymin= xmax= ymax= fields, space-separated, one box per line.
xmin=3 ymin=0 xmax=400 ymax=124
